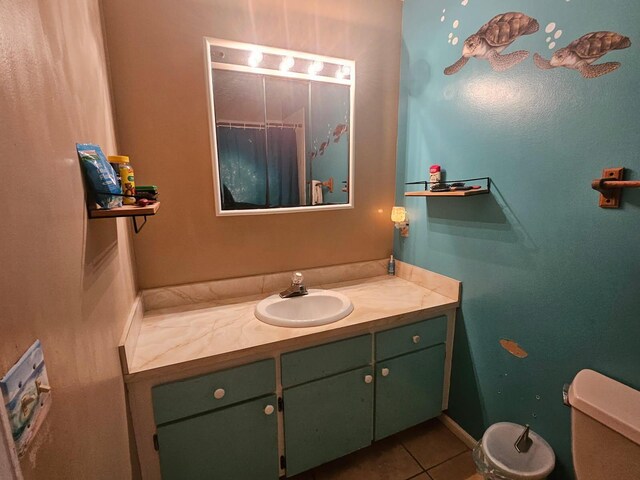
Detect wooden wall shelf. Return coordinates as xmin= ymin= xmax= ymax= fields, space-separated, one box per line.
xmin=88 ymin=202 xmax=160 ymax=233
xmin=88 ymin=202 xmax=160 ymax=218
xmin=405 ymin=189 xmax=488 ymax=197
xmin=404 ymin=177 xmax=492 ymax=198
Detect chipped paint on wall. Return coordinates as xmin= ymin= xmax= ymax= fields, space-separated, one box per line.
xmin=499 ymin=339 xmax=529 ymax=358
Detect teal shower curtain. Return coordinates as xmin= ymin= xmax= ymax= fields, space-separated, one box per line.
xmin=217 ymin=126 xmax=267 ymax=207
xmin=267 ymin=127 xmax=300 ymax=207
xmin=217 ymin=126 xmax=299 ymax=208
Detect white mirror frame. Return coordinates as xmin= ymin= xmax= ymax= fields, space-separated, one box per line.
xmin=204 ymin=37 xmax=355 ymax=216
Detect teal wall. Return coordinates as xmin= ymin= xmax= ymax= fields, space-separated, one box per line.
xmin=396 ymin=1 xmax=640 ymax=478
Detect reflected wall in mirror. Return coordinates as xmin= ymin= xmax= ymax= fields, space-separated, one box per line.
xmin=205 ymin=38 xmax=355 ymax=215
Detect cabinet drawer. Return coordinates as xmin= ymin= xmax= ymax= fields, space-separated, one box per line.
xmin=375 ymin=316 xmax=447 ymax=361
xmin=281 ymin=334 xmax=372 ymax=388
xmin=152 ymin=358 xmax=275 ymax=425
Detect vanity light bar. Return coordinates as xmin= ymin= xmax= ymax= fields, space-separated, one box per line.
xmin=207 ymin=38 xmax=354 ymax=85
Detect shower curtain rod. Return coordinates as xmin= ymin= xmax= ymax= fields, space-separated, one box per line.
xmin=216 ymin=120 xmax=303 ymax=130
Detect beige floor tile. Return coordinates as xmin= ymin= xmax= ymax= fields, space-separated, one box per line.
xmin=313 ymin=437 xmax=423 ymax=480
xmin=427 ymin=451 xmax=478 ymax=480
xmin=398 ymin=419 xmax=468 ymax=470
xmin=409 ymin=474 xmax=432 ymax=480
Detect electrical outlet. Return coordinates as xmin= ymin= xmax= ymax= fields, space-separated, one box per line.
xmin=0 ymin=340 xmax=51 ymax=457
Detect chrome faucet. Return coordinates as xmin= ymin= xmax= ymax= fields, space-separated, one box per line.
xmin=280 ymin=272 xmax=308 ymax=298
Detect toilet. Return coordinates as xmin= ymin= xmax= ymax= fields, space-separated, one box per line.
xmin=568 ymin=369 xmax=640 ymax=479
xmin=473 ymin=369 xmax=640 ymax=480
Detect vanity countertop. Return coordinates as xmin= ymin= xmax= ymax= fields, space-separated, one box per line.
xmin=120 ymin=261 xmax=460 ymax=383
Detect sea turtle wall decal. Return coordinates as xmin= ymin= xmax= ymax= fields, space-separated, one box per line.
xmin=444 ymin=12 xmax=540 ymax=75
xmin=534 ymin=31 xmax=631 ymax=78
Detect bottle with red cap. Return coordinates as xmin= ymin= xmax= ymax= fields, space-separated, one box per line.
xmin=429 ymin=164 xmax=442 ymax=190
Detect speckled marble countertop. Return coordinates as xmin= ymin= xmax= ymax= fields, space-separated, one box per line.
xmin=120 ymin=260 xmax=460 ymax=382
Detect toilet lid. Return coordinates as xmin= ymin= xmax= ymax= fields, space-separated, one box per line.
xmin=482 ymin=422 xmax=555 ymax=480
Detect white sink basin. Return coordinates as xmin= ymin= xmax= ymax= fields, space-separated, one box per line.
xmin=255 ymin=289 xmax=353 ymax=328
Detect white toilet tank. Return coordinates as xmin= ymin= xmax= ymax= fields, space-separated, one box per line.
xmin=568 ymin=369 xmax=640 ymax=480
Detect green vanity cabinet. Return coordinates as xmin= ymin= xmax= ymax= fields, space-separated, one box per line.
xmin=146 ymin=317 xmax=451 ymax=479
xmin=281 ymin=335 xmax=374 ymax=476
xmin=374 ymin=316 xmax=447 ymax=440
xmin=151 ymin=359 xmax=279 ymax=480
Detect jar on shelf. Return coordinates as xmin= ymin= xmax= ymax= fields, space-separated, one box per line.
xmin=108 ymin=155 xmax=136 ymax=205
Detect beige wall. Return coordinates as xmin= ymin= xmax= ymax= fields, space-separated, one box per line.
xmin=0 ymin=1 xmax=136 ymax=478
xmin=102 ymin=0 xmax=403 ymax=288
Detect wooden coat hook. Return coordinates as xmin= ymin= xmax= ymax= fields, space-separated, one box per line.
xmin=592 ymin=167 xmax=640 ymax=208
xmin=321 ymin=177 xmax=334 ymax=193
xmin=307 ymin=177 xmax=334 ymax=193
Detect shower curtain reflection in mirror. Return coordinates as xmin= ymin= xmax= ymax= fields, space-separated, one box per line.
xmin=217 ymin=124 xmax=300 ymax=209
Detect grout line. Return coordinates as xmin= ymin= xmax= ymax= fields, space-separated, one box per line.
xmin=426 ymin=450 xmax=471 ymax=474
xmin=399 ymin=439 xmax=428 ymax=472
xmin=295 ymin=424 xmax=470 ymax=480
xmin=398 ymin=430 xmax=466 ymax=472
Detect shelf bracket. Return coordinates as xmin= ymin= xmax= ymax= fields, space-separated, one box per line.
xmin=132 ymin=215 xmax=148 ymax=233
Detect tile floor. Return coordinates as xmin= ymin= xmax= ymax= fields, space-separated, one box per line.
xmin=288 ymin=419 xmax=482 ymax=480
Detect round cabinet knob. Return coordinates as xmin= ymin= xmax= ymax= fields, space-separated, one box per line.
xmin=412 ymin=335 xmax=421 ymax=344
xmin=364 ymin=375 xmax=373 ymax=384
xmin=264 ymin=405 xmax=275 ymax=415
xmin=381 ymin=368 xmax=390 ymax=377
xmin=213 ymin=388 xmax=226 ymax=400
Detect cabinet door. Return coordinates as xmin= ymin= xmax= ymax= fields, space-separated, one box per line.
xmin=375 ymin=344 xmax=445 ymax=440
xmin=283 ymin=366 xmax=374 ymax=476
xmin=156 ymin=395 xmax=279 ymax=480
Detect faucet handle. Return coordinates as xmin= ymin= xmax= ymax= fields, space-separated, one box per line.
xmin=291 ymin=272 xmax=304 ymax=285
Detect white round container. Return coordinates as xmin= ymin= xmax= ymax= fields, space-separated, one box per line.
xmin=472 ymin=422 xmax=555 ymax=480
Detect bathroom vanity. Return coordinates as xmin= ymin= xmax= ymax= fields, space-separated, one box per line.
xmin=119 ymin=260 xmax=460 ymax=479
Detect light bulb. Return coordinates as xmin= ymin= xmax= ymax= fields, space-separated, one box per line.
xmin=308 ymin=61 xmax=324 ymax=75
xmin=280 ymin=56 xmax=295 ymax=71
xmin=248 ymin=50 xmax=263 ymax=68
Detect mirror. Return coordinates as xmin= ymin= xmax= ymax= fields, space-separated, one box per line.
xmin=205 ymin=38 xmax=354 ymax=215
